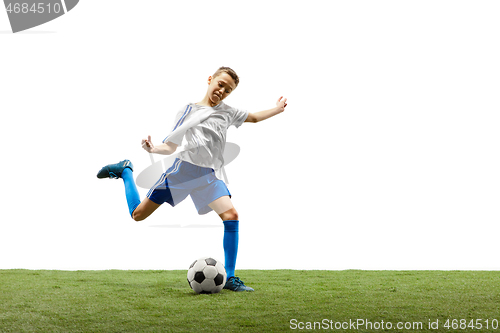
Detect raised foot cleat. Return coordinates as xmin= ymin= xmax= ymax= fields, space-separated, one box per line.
xmin=223 ymin=277 xmax=254 ymax=292
xmin=96 ymin=160 xmax=133 ymax=179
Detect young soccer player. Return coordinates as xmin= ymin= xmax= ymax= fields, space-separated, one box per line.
xmin=97 ymin=67 xmax=287 ymax=291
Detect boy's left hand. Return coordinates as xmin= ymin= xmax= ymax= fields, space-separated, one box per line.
xmin=245 ymin=97 xmax=288 ymax=123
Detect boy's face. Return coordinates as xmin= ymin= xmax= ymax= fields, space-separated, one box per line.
xmin=207 ymin=73 xmax=237 ymax=105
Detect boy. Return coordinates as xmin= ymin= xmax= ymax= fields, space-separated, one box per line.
xmin=97 ymin=67 xmax=287 ymax=291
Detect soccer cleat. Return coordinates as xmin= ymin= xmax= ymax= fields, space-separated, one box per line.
xmin=223 ymin=277 xmax=254 ymax=292
xmin=96 ymin=160 xmax=133 ymax=179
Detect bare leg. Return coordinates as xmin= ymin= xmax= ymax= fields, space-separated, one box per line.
xmin=131 ymin=198 xmax=161 ymax=221
xmin=208 ymin=195 xmax=238 ymax=221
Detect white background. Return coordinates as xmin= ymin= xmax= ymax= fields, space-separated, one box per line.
xmin=1 ymin=1 xmax=499 ymax=270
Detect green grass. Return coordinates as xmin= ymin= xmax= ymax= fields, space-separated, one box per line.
xmin=1 ymin=270 xmax=500 ymax=332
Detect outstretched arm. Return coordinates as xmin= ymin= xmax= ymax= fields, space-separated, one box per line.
xmin=141 ymin=135 xmax=178 ymax=155
xmin=245 ymin=96 xmax=288 ymax=123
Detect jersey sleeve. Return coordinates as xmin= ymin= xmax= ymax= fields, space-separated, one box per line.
xmin=230 ymin=106 xmax=249 ymax=128
xmin=163 ymin=105 xmax=192 ymax=145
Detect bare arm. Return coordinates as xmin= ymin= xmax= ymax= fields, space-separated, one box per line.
xmin=141 ymin=135 xmax=178 ymax=155
xmin=245 ymin=96 xmax=288 ymax=123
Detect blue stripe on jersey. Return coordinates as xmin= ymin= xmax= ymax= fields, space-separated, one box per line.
xmin=178 ymin=106 xmax=192 ymax=128
xmin=163 ymin=105 xmax=192 ymax=143
xmin=174 ymin=105 xmax=191 ymax=131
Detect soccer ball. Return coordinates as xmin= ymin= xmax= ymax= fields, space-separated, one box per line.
xmin=187 ymin=257 xmax=227 ymax=294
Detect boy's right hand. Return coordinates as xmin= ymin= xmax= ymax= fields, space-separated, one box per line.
xmin=141 ymin=135 xmax=155 ymax=153
xmin=276 ymin=96 xmax=288 ymax=113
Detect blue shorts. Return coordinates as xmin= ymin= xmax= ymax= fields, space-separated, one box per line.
xmin=146 ymin=158 xmax=231 ymax=215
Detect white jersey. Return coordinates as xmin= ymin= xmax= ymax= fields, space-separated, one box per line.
xmin=163 ymin=102 xmax=248 ymax=180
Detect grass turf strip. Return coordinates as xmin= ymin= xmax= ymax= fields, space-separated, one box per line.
xmin=1 ymin=270 xmax=499 ymax=332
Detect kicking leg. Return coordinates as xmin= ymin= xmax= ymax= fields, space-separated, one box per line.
xmin=131 ymin=198 xmax=161 ymax=221
xmin=122 ymin=167 xmax=141 ymax=217
xmin=120 ymin=166 xmax=161 ymax=221
xmin=208 ymin=196 xmax=253 ymax=292
xmin=97 ymin=159 xmax=160 ymax=221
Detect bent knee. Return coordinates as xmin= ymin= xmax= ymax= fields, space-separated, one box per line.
xmin=132 ymin=209 xmax=147 ymax=222
xmin=219 ymin=208 xmax=239 ymax=221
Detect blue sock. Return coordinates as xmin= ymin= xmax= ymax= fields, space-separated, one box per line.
xmin=223 ymin=220 xmax=239 ymax=279
xmin=122 ymin=168 xmax=141 ymax=217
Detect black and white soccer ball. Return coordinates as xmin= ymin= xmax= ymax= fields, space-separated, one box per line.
xmin=187 ymin=257 xmax=227 ymax=294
